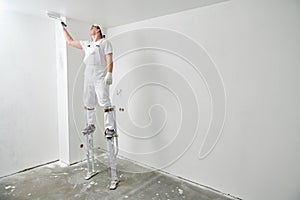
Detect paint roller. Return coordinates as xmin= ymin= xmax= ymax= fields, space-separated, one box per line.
xmin=46 ymin=11 xmax=67 ymax=27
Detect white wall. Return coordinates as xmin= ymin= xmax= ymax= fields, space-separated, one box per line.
xmin=0 ymin=11 xmax=59 ymax=177
xmin=107 ymin=0 xmax=300 ymax=199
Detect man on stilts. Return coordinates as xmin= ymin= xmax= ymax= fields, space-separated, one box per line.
xmin=61 ymin=23 xmax=119 ymax=190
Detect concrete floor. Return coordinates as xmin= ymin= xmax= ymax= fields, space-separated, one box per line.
xmin=0 ymin=149 xmax=235 ymax=200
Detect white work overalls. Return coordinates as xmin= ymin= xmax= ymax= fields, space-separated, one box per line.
xmin=80 ymin=39 xmax=114 ymax=130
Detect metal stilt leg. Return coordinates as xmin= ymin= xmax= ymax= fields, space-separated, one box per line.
xmin=84 ymin=133 xmax=99 ymax=180
xmin=107 ymin=136 xmax=119 ymax=189
xmin=104 ymin=106 xmax=119 ymax=190
xmin=81 ymin=106 xmax=119 ymax=186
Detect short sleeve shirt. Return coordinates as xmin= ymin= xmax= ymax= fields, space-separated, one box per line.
xmin=80 ymin=39 xmax=113 ymax=66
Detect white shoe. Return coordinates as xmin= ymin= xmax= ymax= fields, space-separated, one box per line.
xmin=82 ymin=124 xmax=96 ymax=135
xmin=109 ymin=180 xmax=119 ymax=190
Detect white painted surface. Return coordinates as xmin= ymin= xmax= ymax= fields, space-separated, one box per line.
xmin=55 ymin=16 xmax=70 ymax=164
xmin=0 ymin=11 xmax=59 ymax=176
xmin=1 ymin=0 xmax=227 ymax=28
xmin=107 ymin=0 xmax=300 ymax=199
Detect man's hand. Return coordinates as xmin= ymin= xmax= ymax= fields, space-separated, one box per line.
xmin=61 ymin=21 xmax=67 ymax=27
xmin=104 ymin=72 xmax=113 ymax=85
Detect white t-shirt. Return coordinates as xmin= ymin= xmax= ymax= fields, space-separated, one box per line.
xmin=80 ymin=39 xmax=113 ymax=66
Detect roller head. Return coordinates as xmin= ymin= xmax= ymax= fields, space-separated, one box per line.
xmin=46 ymin=11 xmax=67 ymax=27
xmin=46 ymin=11 xmax=61 ymax=20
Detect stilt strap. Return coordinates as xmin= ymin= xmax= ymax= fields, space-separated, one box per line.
xmin=104 ymin=107 xmax=114 ymax=112
xmin=84 ymin=106 xmax=95 ymax=110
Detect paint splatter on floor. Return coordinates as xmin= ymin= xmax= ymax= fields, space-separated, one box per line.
xmin=0 ymin=149 xmax=236 ymax=200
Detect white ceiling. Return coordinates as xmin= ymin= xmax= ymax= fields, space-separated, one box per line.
xmin=1 ymin=0 xmax=227 ymax=28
